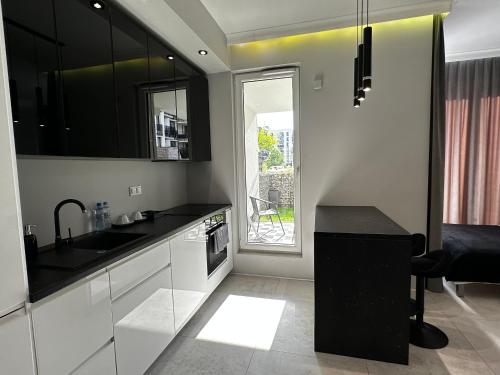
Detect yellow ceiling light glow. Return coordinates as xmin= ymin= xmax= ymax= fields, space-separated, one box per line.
xmin=231 ymin=15 xmax=434 ymax=50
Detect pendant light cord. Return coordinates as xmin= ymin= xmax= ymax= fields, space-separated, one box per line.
xmin=367 ymin=0 xmax=369 ymax=26
xmin=356 ymin=0 xmax=359 ymax=49
xmin=361 ymin=0 xmax=364 ymax=43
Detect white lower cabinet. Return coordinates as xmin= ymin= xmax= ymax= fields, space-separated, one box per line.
xmin=0 ymin=308 xmax=36 ymax=375
xmin=109 ymin=240 xmax=171 ymax=300
xmin=31 ymin=272 xmax=113 ymax=375
xmin=170 ymin=222 xmax=208 ymax=332
xmin=109 ymin=240 xmax=175 ymax=375
xmin=28 ymin=212 xmax=232 ymax=375
xmin=113 ymin=266 xmax=175 ymax=375
xmin=72 ymin=342 xmax=116 ymax=375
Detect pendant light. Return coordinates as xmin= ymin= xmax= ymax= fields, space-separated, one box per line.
xmin=353 ymin=0 xmax=360 ymax=107
xmin=363 ymin=0 xmax=372 ymax=91
xmin=357 ymin=44 xmax=365 ymax=101
xmin=353 ymin=0 xmax=372 ymax=107
xmin=354 ymin=56 xmax=360 ymax=107
xmin=357 ymin=0 xmax=365 ymax=101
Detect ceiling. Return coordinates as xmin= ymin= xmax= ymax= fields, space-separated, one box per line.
xmin=200 ymin=0 xmax=451 ymax=44
xmin=244 ymin=78 xmax=293 ymax=114
xmin=444 ymin=0 xmax=500 ymax=61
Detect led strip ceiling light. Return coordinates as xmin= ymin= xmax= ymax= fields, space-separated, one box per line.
xmin=354 ymin=0 xmax=372 ymax=108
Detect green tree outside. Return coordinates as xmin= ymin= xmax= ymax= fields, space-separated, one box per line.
xmin=258 ymin=128 xmax=284 ymax=170
xmin=258 ymin=128 xmax=276 ymax=151
xmin=267 ymin=148 xmax=284 ymax=167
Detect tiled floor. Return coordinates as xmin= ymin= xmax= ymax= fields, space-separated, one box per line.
xmin=248 ymin=222 xmax=295 ymax=245
xmin=146 ymin=275 xmax=500 ymax=375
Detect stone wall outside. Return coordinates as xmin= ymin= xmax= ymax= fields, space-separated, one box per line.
xmin=258 ymin=170 xmax=294 ymax=207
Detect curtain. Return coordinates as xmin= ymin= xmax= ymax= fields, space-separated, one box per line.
xmin=426 ymin=15 xmax=446 ymax=292
xmin=443 ymin=57 xmax=500 ymax=225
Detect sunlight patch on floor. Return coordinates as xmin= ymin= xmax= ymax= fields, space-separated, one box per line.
xmin=196 ymin=294 xmax=286 ymax=350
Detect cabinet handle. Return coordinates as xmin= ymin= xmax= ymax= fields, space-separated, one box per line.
xmin=112 ymin=263 xmax=172 ymax=302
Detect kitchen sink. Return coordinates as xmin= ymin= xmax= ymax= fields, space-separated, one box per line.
xmin=71 ymin=232 xmax=147 ymax=251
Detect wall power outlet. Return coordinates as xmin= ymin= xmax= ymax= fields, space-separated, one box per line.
xmin=129 ymin=185 xmax=142 ymax=196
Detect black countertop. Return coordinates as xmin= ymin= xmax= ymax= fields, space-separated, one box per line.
xmin=162 ymin=204 xmax=231 ymax=217
xmin=28 ymin=203 xmax=231 ymax=303
xmin=315 ymin=206 xmax=409 ymax=237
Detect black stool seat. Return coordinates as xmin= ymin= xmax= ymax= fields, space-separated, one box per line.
xmin=412 ymin=250 xmax=451 ymax=278
xmin=410 ymin=248 xmax=451 ymax=350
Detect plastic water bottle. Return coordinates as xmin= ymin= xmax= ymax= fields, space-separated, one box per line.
xmin=95 ymin=202 xmax=105 ymax=231
xmin=103 ymin=201 xmax=112 ymax=229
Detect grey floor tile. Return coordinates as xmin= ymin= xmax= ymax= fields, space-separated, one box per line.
xmin=271 ymin=299 xmax=315 ymax=357
xmin=247 ymin=350 xmax=368 ymax=375
xmin=147 ymin=275 xmax=500 ymax=375
xmin=146 ymin=336 xmax=253 ymax=375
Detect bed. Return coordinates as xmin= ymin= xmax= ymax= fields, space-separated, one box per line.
xmin=442 ymin=224 xmax=500 ymax=296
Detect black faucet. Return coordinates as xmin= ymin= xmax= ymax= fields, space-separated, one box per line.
xmin=54 ymin=199 xmax=86 ymax=249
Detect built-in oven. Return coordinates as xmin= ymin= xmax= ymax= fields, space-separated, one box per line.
xmin=205 ymin=212 xmax=228 ymax=276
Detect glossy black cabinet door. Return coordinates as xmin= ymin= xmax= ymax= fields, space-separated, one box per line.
xmin=110 ymin=5 xmax=149 ymax=159
xmin=173 ymin=58 xmax=191 ymax=161
xmin=175 ymin=58 xmax=211 ymax=161
xmin=54 ymin=0 xmax=117 ymax=157
xmin=187 ymin=74 xmax=211 ymax=161
xmin=2 ymin=0 xmax=62 ymax=155
xmin=148 ymin=36 xmax=177 ymax=161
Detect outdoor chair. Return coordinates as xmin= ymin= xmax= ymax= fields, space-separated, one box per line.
xmin=249 ymin=196 xmax=285 ymax=235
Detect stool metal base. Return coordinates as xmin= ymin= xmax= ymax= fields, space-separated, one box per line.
xmin=410 ymin=320 xmax=448 ymax=349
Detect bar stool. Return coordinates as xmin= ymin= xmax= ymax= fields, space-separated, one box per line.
xmin=409 ymin=234 xmax=426 ymax=316
xmin=410 ymin=249 xmax=451 ymax=349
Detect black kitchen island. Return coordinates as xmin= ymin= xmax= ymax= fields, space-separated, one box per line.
xmin=314 ymin=206 xmax=412 ymax=365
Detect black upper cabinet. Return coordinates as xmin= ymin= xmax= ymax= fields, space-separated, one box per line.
xmin=110 ymin=5 xmax=149 ymax=159
xmin=3 ymin=0 xmax=211 ymax=160
xmin=54 ymin=0 xmax=117 ymax=157
xmin=176 ymin=59 xmax=211 ymax=161
xmin=147 ymin=36 xmax=178 ymax=161
xmin=148 ymin=41 xmax=211 ymax=161
xmin=2 ymin=0 xmax=62 ymax=155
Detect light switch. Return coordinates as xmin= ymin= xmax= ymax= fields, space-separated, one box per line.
xmin=129 ymin=185 xmax=142 ymax=196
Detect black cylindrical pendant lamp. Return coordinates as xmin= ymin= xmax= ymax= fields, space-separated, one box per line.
xmin=363 ymin=26 xmax=372 ymax=91
xmin=353 ymin=57 xmax=360 ymax=107
xmin=354 ymin=57 xmax=359 ymax=99
xmin=357 ymin=44 xmax=365 ymax=101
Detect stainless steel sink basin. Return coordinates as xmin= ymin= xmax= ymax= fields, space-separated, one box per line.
xmin=71 ymin=232 xmax=147 ymax=251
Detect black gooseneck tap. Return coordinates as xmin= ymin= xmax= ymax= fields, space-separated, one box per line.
xmin=54 ymin=199 xmax=86 ymax=248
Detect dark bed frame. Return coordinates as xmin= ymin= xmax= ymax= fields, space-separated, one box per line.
xmin=443 ymin=224 xmax=500 ymax=297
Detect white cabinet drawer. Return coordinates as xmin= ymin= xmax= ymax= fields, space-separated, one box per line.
xmin=72 ymin=342 xmax=116 ymax=375
xmin=32 ymin=273 xmax=113 ymax=375
xmin=0 ymin=309 xmax=36 ymax=375
xmin=170 ymin=222 xmax=208 ymax=332
xmin=113 ymin=266 xmax=175 ymax=375
xmin=109 ymin=240 xmax=170 ymax=300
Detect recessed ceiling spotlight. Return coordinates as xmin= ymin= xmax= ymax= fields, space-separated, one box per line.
xmin=90 ymin=1 xmax=105 ymax=9
xmin=167 ymin=55 xmax=174 ymax=60
xmin=198 ymin=50 xmax=208 ymax=56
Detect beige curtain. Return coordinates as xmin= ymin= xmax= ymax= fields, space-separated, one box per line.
xmin=444 ymin=57 xmax=500 ymax=225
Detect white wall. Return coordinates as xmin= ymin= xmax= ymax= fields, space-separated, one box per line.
xmin=0 ymin=3 xmax=29 ymax=312
xmin=188 ymin=16 xmax=434 ymax=279
xmin=187 ymin=72 xmax=238 ymax=248
xmin=17 ymin=159 xmax=188 ymax=246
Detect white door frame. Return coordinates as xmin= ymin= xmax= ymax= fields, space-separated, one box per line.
xmin=234 ymin=68 xmax=301 ymax=254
